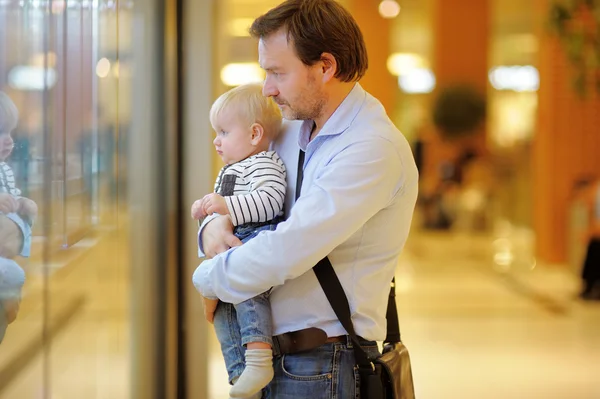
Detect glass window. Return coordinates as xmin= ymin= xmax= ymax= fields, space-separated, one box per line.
xmin=0 ymin=1 xmax=135 ymax=397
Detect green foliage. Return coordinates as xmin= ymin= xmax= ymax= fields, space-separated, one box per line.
xmin=549 ymin=0 xmax=600 ymax=97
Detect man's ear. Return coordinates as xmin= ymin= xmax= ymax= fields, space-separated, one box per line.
xmin=320 ymin=52 xmax=337 ymax=83
xmin=250 ymin=123 xmax=265 ymax=145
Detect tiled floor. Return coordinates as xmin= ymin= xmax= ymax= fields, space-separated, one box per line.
xmin=1 ymin=227 xmax=599 ymax=399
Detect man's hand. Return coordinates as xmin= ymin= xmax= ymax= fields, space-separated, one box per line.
xmin=17 ymin=198 xmax=38 ymax=220
xmin=201 ymin=215 xmax=242 ymax=259
xmin=0 ymin=194 xmax=18 ymax=214
xmin=203 ymin=297 xmax=218 ymax=324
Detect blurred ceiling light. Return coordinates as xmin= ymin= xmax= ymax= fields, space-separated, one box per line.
xmin=387 ymin=53 xmax=425 ymax=76
xmin=8 ymin=66 xmax=57 ymax=91
xmin=489 ymin=65 xmax=539 ymax=92
xmin=398 ymin=68 xmax=436 ymax=94
xmin=220 ymin=63 xmax=265 ymax=87
xmin=379 ymin=0 xmax=401 ymax=19
xmin=229 ymin=18 xmax=254 ymax=37
xmin=96 ymin=57 xmax=111 ymax=78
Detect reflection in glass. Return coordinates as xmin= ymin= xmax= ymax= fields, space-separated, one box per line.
xmin=0 ymin=91 xmax=34 ymax=346
xmin=0 ymin=1 xmax=133 ymax=397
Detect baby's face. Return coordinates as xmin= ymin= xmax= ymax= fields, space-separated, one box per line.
xmin=0 ymin=133 xmax=14 ymax=161
xmin=212 ymin=111 xmax=258 ymax=165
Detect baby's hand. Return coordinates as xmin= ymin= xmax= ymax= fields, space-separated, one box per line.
xmin=202 ymin=193 xmax=229 ymax=216
xmin=0 ymin=193 xmax=18 ymax=214
xmin=191 ymin=199 xmax=207 ymax=220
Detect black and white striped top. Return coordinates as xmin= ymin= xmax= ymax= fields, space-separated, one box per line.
xmin=215 ymin=151 xmax=286 ymax=227
xmin=0 ymin=162 xmax=21 ymax=197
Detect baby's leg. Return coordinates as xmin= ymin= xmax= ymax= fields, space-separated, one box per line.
xmin=213 ymin=301 xmax=246 ymax=384
xmin=229 ymin=291 xmax=274 ymax=399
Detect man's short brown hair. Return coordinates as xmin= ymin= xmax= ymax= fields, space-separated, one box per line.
xmin=249 ymin=0 xmax=368 ymax=83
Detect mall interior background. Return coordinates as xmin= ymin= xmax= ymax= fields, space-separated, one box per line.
xmin=0 ymin=0 xmax=599 ymax=398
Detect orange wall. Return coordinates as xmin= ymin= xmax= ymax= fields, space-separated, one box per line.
xmin=433 ymin=0 xmax=489 ymax=93
xmin=347 ymin=0 xmax=396 ymax=113
xmin=534 ymin=0 xmax=600 ymax=263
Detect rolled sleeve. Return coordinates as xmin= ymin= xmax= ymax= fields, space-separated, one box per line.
xmin=192 ymin=259 xmax=218 ymax=299
xmin=196 ymin=213 xmax=220 ymax=258
xmin=0 ymin=257 xmax=26 ymax=301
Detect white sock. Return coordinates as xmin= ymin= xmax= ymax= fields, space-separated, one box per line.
xmin=229 ymin=349 xmax=273 ymax=399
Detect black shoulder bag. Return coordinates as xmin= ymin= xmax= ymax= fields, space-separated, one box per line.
xmin=296 ymin=149 xmax=415 ymax=398
xmin=314 ymin=259 xmax=416 ymax=399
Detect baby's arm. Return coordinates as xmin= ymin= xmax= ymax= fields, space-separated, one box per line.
xmin=225 ymin=155 xmax=287 ymax=226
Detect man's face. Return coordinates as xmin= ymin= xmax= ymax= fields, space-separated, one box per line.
xmin=0 ymin=133 xmax=14 ymax=161
xmin=259 ymin=29 xmax=327 ymax=121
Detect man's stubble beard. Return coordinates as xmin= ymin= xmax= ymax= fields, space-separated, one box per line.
xmin=285 ymin=91 xmax=327 ymax=122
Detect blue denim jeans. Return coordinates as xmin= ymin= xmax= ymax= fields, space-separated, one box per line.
xmin=213 ymin=219 xmax=279 ymax=384
xmin=264 ymin=336 xmax=381 ymax=399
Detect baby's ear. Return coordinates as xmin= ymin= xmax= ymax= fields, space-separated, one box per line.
xmin=250 ymin=123 xmax=265 ymax=144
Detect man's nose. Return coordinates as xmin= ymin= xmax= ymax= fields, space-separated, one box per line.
xmin=262 ymin=76 xmax=278 ymax=97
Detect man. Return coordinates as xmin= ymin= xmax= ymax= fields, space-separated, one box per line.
xmin=194 ymin=0 xmax=418 ymax=397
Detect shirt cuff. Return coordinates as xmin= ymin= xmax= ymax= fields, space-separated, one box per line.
xmin=192 ymin=260 xmax=218 ymax=299
xmin=197 ymin=213 xmax=221 ymax=258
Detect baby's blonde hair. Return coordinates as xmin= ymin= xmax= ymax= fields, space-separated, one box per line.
xmin=210 ymin=83 xmax=282 ymax=140
xmin=0 ymin=91 xmax=19 ymax=134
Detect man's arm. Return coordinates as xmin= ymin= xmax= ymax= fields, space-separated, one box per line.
xmin=193 ymin=138 xmax=404 ymax=303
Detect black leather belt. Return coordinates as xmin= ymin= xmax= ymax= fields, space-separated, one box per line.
xmin=272 ymin=328 xmax=354 ymax=356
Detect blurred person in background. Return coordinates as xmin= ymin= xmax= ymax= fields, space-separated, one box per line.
xmin=580 ymin=176 xmax=600 ymax=300
xmin=194 ymin=0 xmax=418 ymax=397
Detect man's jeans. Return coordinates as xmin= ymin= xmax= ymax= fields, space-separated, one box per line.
xmin=264 ymin=336 xmax=381 ymax=398
xmin=213 ymin=220 xmax=278 ymax=384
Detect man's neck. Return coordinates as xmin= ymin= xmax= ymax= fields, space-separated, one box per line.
xmin=311 ymin=83 xmax=355 ymax=140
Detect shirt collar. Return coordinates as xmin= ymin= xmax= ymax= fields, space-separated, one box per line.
xmin=298 ymin=83 xmax=366 ymax=150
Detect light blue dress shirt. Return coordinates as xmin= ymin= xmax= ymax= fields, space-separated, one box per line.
xmin=193 ymin=84 xmax=418 ymax=340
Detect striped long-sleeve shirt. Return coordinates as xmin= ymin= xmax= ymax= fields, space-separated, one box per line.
xmin=215 ymin=151 xmax=286 ymax=227
xmin=0 ymin=162 xmax=21 ymax=197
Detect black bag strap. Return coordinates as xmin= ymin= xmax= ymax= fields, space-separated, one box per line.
xmin=296 ymin=149 xmax=401 ymax=369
